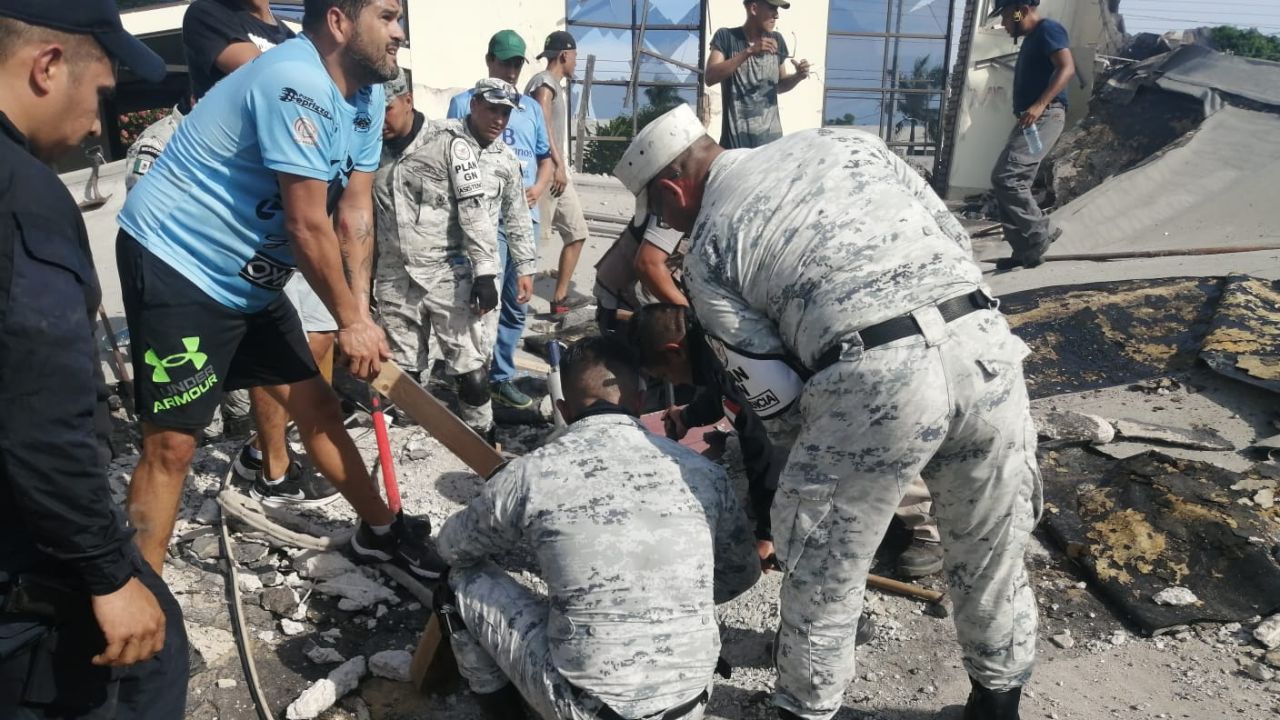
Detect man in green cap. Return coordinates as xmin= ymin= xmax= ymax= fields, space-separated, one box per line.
xmin=448 ymin=30 xmax=552 ymax=413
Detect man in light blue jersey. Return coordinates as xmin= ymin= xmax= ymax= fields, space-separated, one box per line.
xmin=448 ymin=30 xmax=552 ymax=411
xmin=116 ymin=0 xmax=443 ymax=582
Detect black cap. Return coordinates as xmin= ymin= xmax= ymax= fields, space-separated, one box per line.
xmin=0 ymin=0 xmax=166 ymax=82
xmin=536 ymin=30 xmax=577 ymax=60
xmin=987 ymin=0 xmax=1039 ymax=19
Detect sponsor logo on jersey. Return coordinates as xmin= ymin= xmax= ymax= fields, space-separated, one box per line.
xmin=292 ymin=116 xmax=319 ymax=146
xmin=279 ymin=87 xmax=333 ymax=120
xmin=353 ymin=111 xmax=373 ymax=133
xmin=239 ymin=252 xmax=294 ymax=291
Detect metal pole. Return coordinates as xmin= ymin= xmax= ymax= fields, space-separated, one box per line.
xmin=575 ymin=54 xmax=596 ymax=173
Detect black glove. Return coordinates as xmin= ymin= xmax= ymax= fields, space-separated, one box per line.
xmin=470 ymin=275 xmax=499 ymax=314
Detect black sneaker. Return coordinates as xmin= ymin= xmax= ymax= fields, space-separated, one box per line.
xmin=232 ymin=443 xmax=262 ymax=482
xmin=249 ymin=460 xmax=341 ymax=508
xmin=350 ymin=514 xmax=448 ymax=581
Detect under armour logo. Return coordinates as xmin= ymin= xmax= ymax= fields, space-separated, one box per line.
xmin=144 ymin=337 xmax=208 ymax=383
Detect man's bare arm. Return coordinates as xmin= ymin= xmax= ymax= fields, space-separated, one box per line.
xmin=635 ymin=242 xmax=687 ymax=306
xmin=531 ymin=85 xmax=568 ymax=195
xmin=335 ymin=170 xmax=377 ymax=314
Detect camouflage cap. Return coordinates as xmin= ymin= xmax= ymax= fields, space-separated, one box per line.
xmin=613 ymin=104 xmax=707 ymax=220
xmin=383 ymin=68 xmax=410 ymax=102
xmin=473 ymin=78 xmax=523 ymax=109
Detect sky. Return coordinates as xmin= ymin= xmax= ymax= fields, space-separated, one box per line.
xmin=1118 ymin=0 xmax=1280 ymax=36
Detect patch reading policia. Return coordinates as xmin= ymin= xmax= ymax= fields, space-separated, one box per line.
xmin=706 ymin=336 xmax=806 ymax=420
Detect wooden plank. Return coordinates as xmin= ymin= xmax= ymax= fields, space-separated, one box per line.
xmin=409 ymin=614 xmax=460 ymax=693
xmin=371 ymin=361 xmax=505 ymax=478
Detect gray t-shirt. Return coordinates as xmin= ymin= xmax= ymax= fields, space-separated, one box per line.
xmin=526 ymin=70 xmax=569 ymax=160
xmin=711 ymin=27 xmax=788 ymax=149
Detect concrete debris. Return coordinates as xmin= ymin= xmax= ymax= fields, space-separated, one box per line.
xmin=186 ymin=624 xmax=236 ymax=666
xmin=258 ymin=630 xmax=276 ymax=644
xmin=285 ymin=656 xmax=367 ymax=720
xmin=1152 ymin=587 xmax=1199 ymax=607
xmin=216 ymin=678 xmax=237 ymax=689
xmin=260 ymin=570 xmax=284 ymax=587
xmin=320 ymin=628 xmax=342 ymax=641
xmin=304 ymin=641 xmax=346 ymax=665
xmin=296 ymin=551 xmax=359 ymax=581
xmin=194 ymin=498 xmax=220 ymax=526
xmin=375 ymin=604 xmax=388 ymax=618
xmin=1050 ymin=631 xmax=1075 ymax=649
xmin=317 ymin=571 xmax=398 ymax=609
xmin=341 ymin=696 xmax=373 ymax=720
xmin=190 ymin=535 xmax=221 ymax=560
xmin=1112 ymin=419 xmax=1235 ymax=451
xmin=1255 ymin=615 xmax=1280 ymax=649
xmin=260 ymin=585 xmax=301 ymax=617
xmin=1232 ymin=477 xmax=1278 ymax=493
xmin=235 ymin=541 xmax=270 ymax=564
xmin=280 ymin=618 xmax=307 ymax=636
xmin=237 ymin=573 xmax=264 ymax=593
xmin=1254 ymin=489 xmax=1275 ymax=510
xmin=369 ymin=650 xmax=413 ymax=683
xmin=1033 ymin=409 xmax=1115 ymax=446
xmin=1265 ymin=649 xmax=1280 ymax=669
xmin=338 ymin=598 xmax=364 ymax=612
xmin=1245 ymin=662 xmax=1275 ymax=682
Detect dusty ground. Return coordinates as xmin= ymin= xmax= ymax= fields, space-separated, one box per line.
xmin=106 ymin=364 xmax=1280 ymax=720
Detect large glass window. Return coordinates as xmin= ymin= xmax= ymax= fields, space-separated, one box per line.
xmin=567 ymin=0 xmax=705 ymax=173
xmin=824 ymin=0 xmax=954 ymax=165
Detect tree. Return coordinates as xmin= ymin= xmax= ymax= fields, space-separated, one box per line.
xmin=892 ymin=55 xmax=945 ymax=147
xmin=1209 ymin=26 xmax=1280 ymax=62
xmin=826 ymin=113 xmax=857 ymax=126
xmin=582 ymin=85 xmax=685 ymax=175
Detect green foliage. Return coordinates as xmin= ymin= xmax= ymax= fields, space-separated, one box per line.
xmin=581 ymin=86 xmax=685 ymax=175
xmin=118 ymin=108 xmax=169 ymax=147
xmin=1209 ymin=26 xmax=1280 ymax=63
xmin=893 ymin=55 xmax=945 ymax=144
xmin=826 ymin=113 xmax=857 ymax=126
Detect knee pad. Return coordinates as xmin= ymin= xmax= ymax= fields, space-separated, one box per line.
xmin=457 ymin=368 xmax=489 ymax=407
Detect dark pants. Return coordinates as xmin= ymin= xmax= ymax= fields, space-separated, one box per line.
xmin=990 ymin=105 xmax=1066 ymax=258
xmin=0 ymin=566 xmax=188 ymax=719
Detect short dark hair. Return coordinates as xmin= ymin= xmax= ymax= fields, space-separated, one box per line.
xmin=302 ymin=0 xmax=374 ymax=32
xmin=626 ymin=303 xmax=689 ymax=369
xmin=560 ymin=335 xmax=641 ymax=409
xmin=0 ymin=17 xmax=105 ymax=66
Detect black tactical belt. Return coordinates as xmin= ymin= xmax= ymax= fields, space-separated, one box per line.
xmin=575 ymin=687 xmax=709 ymax=720
xmin=811 ymin=290 xmax=997 ymax=374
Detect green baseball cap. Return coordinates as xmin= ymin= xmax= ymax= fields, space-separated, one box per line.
xmin=488 ymin=30 xmax=527 ymax=62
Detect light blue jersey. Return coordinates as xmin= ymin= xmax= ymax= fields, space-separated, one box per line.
xmin=447 ymin=88 xmax=549 ymax=223
xmin=119 ymin=35 xmax=384 ymax=311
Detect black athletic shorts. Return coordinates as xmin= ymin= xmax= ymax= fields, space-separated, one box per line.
xmin=116 ymin=231 xmax=318 ymax=430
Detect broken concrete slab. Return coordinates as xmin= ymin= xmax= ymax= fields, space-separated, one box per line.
xmin=1256 ymin=615 xmax=1280 ymax=649
xmin=316 ymin=571 xmax=398 ymax=609
xmin=296 ymin=551 xmax=358 ymax=581
xmin=1113 ymin=419 xmax=1235 ymax=451
xmin=186 ymin=624 xmax=236 ymax=666
xmin=260 ymin=585 xmax=301 ymax=617
xmin=304 ymin=641 xmax=346 ymax=665
xmin=280 ymin=618 xmax=307 ymax=637
xmin=1153 ymin=587 xmax=1199 ymax=607
xmin=369 ymin=650 xmax=413 ymax=683
xmin=1032 ymin=408 xmax=1114 ymax=446
xmin=285 ymin=655 xmax=367 ymax=720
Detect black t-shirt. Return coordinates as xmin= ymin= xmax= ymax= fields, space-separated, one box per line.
xmin=1012 ymin=18 xmax=1070 ymax=114
xmin=183 ymin=0 xmax=295 ymax=102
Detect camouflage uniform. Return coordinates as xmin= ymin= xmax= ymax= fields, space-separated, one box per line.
xmin=682 ymin=128 xmax=1042 ymax=719
xmin=435 ymin=412 xmax=760 ymax=719
xmin=373 ymin=118 xmax=535 ymax=432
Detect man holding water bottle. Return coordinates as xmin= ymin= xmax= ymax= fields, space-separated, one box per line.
xmin=989 ymin=0 xmax=1075 ymax=270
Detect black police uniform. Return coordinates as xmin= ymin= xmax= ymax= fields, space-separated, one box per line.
xmin=0 ymin=112 xmax=188 ymax=718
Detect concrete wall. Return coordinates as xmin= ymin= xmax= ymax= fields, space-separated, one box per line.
xmin=945 ymin=0 xmax=1106 ymax=199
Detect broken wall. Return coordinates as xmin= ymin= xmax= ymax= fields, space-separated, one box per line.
xmin=943 ymin=0 xmax=1123 ymax=199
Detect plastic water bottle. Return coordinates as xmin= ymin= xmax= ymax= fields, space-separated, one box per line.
xmin=1023 ymin=124 xmax=1044 ymax=155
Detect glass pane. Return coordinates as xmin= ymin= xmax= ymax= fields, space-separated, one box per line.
xmin=885 ymin=91 xmax=942 ymax=146
xmin=569 ymin=26 xmax=635 ymax=82
xmin=884 ymin=38 xmax=947 ymax=91
xmin=824 ymin=91 xmax=884 ymax=131
xmin=568 ymin=0 xmax=635 ymax=24
xmin=829 ymin=0 xmax=951 ymax=36
xmin=646 ymin=0 xmax=700 ymax=26
xmin=637 ymin=29 xmax=701 ymax=84
xmin=825 ymin=35 xmax=887 ymax=89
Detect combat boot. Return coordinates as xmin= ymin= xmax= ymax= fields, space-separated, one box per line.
xmin=962 ymin=676 xmax=1022 ymax=720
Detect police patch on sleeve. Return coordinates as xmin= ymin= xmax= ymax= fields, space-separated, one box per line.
xmin=449 ymin=137 xmax=484 ymax=200
xmin=707 ymin=336 xmax=806 ymax=420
